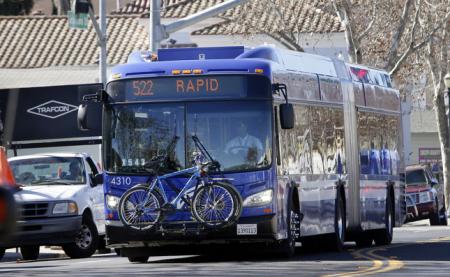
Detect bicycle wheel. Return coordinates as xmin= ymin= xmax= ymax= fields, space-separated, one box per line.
xmin=191 ymin=182 xmax=242 ymax=228
xmin=118 ymin=185 xmax=163 ymax=231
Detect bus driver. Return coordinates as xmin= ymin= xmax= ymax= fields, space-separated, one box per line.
xmin=225 ymin=121 xmax=263 ymax=162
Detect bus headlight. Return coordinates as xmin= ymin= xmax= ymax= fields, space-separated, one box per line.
xmin=106 ymin=195 xmax=120 ymax=210
xmin=53 ymin=201 xmax=78 ymax=215
xmin=243 ymin=189 xmax=273 ymax=207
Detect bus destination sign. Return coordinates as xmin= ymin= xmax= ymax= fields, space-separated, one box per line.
xmin=107 ymin=75 xmax=271 ymax=102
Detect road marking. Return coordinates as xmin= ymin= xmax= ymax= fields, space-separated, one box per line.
xmin=324 ymin=233 xmax=450 ymax=277
xmin=322 ymin=245 xmax=406 ymax=277
xmin=366 ymin=248 xmax=404 ymax=274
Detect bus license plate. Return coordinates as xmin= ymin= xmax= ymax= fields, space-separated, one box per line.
xmin=237 ymin=224 xmax=257 ymax=235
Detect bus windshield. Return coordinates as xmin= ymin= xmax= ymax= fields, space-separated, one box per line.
xmin=104 ymin=101 xmax=272 ymax=174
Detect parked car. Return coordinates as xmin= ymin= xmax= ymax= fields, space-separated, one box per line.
xmin=0 ymin=153 xmax=104 ymax=260
xmin=405 ymin=164 xmax=448 ymax=226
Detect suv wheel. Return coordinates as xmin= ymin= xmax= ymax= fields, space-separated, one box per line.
xmin=429 ymin=198 xmax=440 ymax=226
xmin=0 ymin=248 xmax=5 ymax=260
xmin=439 ymin=197 xmax=448 ymax=226
xmin=62 ymin=215 xmax=99 ymax=259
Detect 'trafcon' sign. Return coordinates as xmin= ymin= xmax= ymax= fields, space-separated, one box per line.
xmin=27 ymin=100 xmax=78 ymax=119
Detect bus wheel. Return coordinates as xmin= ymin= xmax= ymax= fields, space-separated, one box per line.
xmin=128 ymin=256 xmax=149 ymax=263
xmin=332 ymin=192 xmax=346 ymax=251
xmin=374 ymin=196 xmax=393 ymax=246
xmin=0 ymin=248 xmax=5 ymax=260
xmin=20 ymin=245 xmax=40 ymax=260
xmin=355 ymin=234 xmax=373 ymax=248
xmin=274 ymin=199 xmax=300 ymax=258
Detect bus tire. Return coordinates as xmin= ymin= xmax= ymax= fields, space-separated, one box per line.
xmin=355 ymin=233 xmax=373 ymax=248
xmin=128 ymin=256 xmax=149 ymax=263
xmin=273 ymin=195 xmax=300 ymax=257
xmin=332 ymin=190 xmax=346 ymax=251
xmin=0 ymin=247 xmax=5 ymax=260
xmin=20 ymin=245 xmax=40 ymax=260
xmin=374 ymin=194 xmax=394 ymax=246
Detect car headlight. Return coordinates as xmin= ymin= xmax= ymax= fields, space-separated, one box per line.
xmin=106 ymin=194 xmax=120 ymax=210
xmin=52 ymin=201 xmax=78 ymax=215
xmin=243 ymin=189 xmax=273 ymax=207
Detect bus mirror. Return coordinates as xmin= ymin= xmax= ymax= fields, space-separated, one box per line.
xmin=280 ymin=103 xmax=295 ymax=129
xmin=77 ymin=104 xmax=90 ymax=131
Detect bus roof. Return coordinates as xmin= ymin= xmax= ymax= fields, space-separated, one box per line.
xmin=110 ymin=45 xmax=392 ymax=89
xmin=109 ymin=45 xmax=339 ymax=82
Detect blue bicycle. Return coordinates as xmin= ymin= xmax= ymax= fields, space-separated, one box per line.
xmin=118 ymin=135 xmax=242 ymax=231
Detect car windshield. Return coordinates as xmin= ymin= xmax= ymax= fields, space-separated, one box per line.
xmin=104 ymin=101 xmax=272 ymax=174
xmin=406 ymin=169 xmax=427 ymax=184
xmin=9 ymin=157 xmax=86 ymax=185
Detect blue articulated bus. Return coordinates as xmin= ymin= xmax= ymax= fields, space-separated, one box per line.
xmin=78 ymin=45 xmax=405 ymax=262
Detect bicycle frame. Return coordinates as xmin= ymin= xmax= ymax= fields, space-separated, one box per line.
xmin=145 ymin=165 xmax=205 ymax=209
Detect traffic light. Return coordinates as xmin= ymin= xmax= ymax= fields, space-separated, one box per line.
xmin=72 ymin=0 xmax=91 ymax=15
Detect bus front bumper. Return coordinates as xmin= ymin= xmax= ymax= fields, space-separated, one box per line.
xmin=106 ymin=215 xmax=278 ymax=248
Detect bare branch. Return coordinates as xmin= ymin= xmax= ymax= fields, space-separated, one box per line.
xmin=386 ymin=0 xmax=414 ymax=67
xmin=356 ymin=0 xmax=378 ymax=41
xmin=389 ymin=9 xmax=450 ymax=75
xmin=272 ymin=31 xmax=304 ymax=52
xmin=332 ymin=0 xmax=361 ymax=63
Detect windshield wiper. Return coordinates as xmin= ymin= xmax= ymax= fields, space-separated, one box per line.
xmin=30 ymin=180 xmax=73 ymax=185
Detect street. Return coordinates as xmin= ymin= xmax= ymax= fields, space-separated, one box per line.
xmin=1 ymin=220 xmax=449 ymax=276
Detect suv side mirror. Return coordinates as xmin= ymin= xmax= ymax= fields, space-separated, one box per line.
xmin=280 ymin=103 xmax=295 ymax=129
xmin=430 ymin=178 xmax=438 ymax=186
xmin=91 ymin=173 xmax=104 ymax=187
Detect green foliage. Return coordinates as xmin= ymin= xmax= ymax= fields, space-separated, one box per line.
xmin=0 ymin=0 xmax=34 ymax=15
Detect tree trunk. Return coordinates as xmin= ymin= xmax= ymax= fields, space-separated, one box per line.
xmin=332 ymin=0 xmax=362 ymax=63
xmin=57 ymin=0 xmax=70 ymax=15
xmin=433 ymin=91 xmax=450 ymax=207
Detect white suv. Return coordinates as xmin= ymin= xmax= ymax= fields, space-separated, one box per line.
xmin=0 ymin=153 xmax=104 ymax=260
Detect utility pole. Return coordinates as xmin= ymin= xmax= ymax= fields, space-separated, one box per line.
xmin=99 ymin=0 xmax=107 ymax=87
xmin=87 ymin=0 xmax=107 ymax=87
xmin=71 ymin=0 xmax=107 ymax=88
xmin=149 ymin=0 xmax=161 ymax=52
xmin=149 ymin=0 xmax=250 ymax=53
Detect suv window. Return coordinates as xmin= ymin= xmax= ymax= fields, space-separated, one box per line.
xmin=9 ymin=157 xmax=86 ymax=185
xmin=406 ymin=169 xmax=427 ymax=184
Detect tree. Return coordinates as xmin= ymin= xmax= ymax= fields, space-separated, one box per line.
xmin=422 ymin=0 xmax=450 ymax=204
xmin=0 ymin=0 xmax=33 ymax=15
xmin=52 ymin=0 xmax=70 ymax=15
xmin=331 ymin=0 xmax=450 ymax=202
